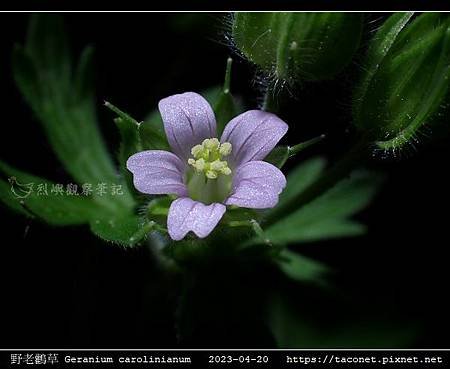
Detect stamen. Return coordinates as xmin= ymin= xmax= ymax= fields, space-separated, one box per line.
xmin=221 ymin=167 xmax=232 ymax=175
xmin=193 ymin=158 xmax=206 ymax=171
xmin=191 ymin=145 xmax=204 ymax=158
xmin=203 ymin=138 xmax=220 ymax=151
xmin=219 ymin=142 xmax=232 ymax=156
xmin=188 ymin=138 xmax=233 ymax=179
xmin=210 ymin=160 xmax=226 ymax=171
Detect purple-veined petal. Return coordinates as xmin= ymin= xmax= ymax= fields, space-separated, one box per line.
xmin=220 ymin=110 xmax=288 ymax=167
xmin=158 ymin=92 xmax=217 ymax=161
xmin=167 ymin=198 xmax=226 ymax=240
xmin=225 ymin=161 xmax=286 ymax=209
xmin=126 ymin=150 xmax=187 ymax=196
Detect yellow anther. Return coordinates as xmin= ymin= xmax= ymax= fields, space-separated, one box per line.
xmin=188 ymin=138 xmax=233 ymax=179
xmin=219 ymin=142 xmax=232 ymax=156
xmin=210 ymin=160 xmax=226 ymax=171
xmin=221 ymin=167 xmax=232 ymax=176
xmin=203 ymin=138 xmax=220 ymax=150
xmin=191 ymin=144 xmax=204 ymax=158
xmin=193 ymin=158 xmax=206 ymax=171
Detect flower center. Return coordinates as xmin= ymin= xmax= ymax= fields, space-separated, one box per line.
xmin=187 ymin=138 xmax=232 ymax=179
xmin=185 ymin=138 xmax=233 ymax=204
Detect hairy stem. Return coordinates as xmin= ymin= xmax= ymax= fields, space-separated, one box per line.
xmin=262 ymin=82 xmax=279 ymax=113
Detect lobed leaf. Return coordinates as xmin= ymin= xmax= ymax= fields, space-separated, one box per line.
xmin=89 ymin=214 xmax=152 ymax=247
xmin=264 ymin=170 xmax=382 ymax=245
xmin=277 ymin=249 xmax=329 ymax=285
xmin=265 ymin=146 xmax=289 ymax=168
xmin=12 ymin=14 xmax=134 ymax=210
xmin=0 ymin=160 xmax=103 ymax=226
xmin=275 ymin=157 xmax=327 ymax=209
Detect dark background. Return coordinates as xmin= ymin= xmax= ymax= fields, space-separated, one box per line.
xmin=0 ymin=13 xmax=449 ymax=348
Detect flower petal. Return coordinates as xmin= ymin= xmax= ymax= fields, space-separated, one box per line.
xmin=220 ymin=110 xmax=288 ymax=166
xmin=158 ymin=92 xmax=217 ymax=161
xmin=225 ymin=161 xmax=286 ymax=209
xmin=167 ymin=198 xmax=226 ymax=241
xmin=126 ymin=150 xmax=187 ymax=196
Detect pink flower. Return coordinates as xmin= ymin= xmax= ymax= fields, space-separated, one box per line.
xmin=127 ymin=92 xmax=288 ymax=240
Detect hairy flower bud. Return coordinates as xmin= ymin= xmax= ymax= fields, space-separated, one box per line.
xmin=232 ymin=12 xmax=363 ymax=82
xmin=353 ymin=13 xmax=450 ymax=151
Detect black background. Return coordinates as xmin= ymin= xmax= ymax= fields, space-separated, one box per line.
xmin=0 ymin=13 xmax=449 ymax=348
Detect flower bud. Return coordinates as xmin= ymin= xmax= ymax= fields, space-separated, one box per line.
xmin=353 ymin=13 xmax=450 ymax=151
xmin=232 ymin=12 xmax=363 ymax=82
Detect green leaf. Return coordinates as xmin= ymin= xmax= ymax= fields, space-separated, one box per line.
xmin=105 ymin=101 xmax=140 ymax=128
xmin=0 ymin=160 xmax=103 ymax=225
xmin=264 ymin=146 xmax=289 ymax=168
xmin=147 ymin=196 xmax=172 ymax=214
xmin=233 ymin=13 xmax=363 ymax=82
xmin=288 ymin=134 xmax=326 ymax=156
xmin=265 ymin=136 xmax=326 ymax=169
xmin=104 ymin=101 xmax=143 ymax=195
xmin=275 ymin=157 xmax=327 ymax=209
xmin=25 ymin=14 xmax=71 ymax=92
xmin=213 ymin=58 xmax=240 ymax=134
xmin=0 ymin=178 xmax=32 ymax=217
xmin=74 ymin=46 xmax=95 ymax=103
xmin=115 ymin=115 xmax=141 ymax=163
xmin=115 ymin=117 xmax=141 ymax=195
xmin=268 ymin=293 xmax=417 ymax=348
xmin=11 ymin=45 xmax=42 ymax=110
xmin=264 ymin=171 xmax=382 ymax=245
xmin=0 ymin=159 xmax=154 ymax=246
xmin=12 ymin=14 xmax=134 ymax=210
xmin=89 ymin=214 xmax=154 ymax=247
xmin=270 ymin=219 xmax=366 ymax=244
xmin=139 ymin=110 xmax=170 ymax=151
xmin=277 ymin=249 xmax=329 ymax=284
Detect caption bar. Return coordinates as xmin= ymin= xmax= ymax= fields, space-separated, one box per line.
xmin=1 ymin=350 xmax=448 ymax=368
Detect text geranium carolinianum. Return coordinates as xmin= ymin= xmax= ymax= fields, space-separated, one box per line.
xmin=127 ymin=92 xmax=288 ymax=240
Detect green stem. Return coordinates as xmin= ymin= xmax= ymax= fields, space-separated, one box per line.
xmin=228 ymin=220 xmax=252 ymax=227
xmin=129 ymin=221 xmax=167 ymax=245
xmin=250 ymin=219 xmax=272 ymax=246
xmin=289 ymin=134 xmax=326 ymax=157
xmin=223 ymin=57 xmax=232 ymax=94
xmin=264 ymin=137 xmax=370 ymax=227
xmin=262 ymin=83 xmax=279 ymax=113
xmin=229 ymin=219 xmax=273 ymax=247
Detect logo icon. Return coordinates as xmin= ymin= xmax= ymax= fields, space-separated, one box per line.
xmin=8 ymin=177 xmax=33 ymax=199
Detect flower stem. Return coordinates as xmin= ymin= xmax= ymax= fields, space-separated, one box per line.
xmin=229 ymin=219 xmax=272 ymax=246
xmin=289 ymin=134 xmax=326 ymax=157
xmin=264 ymin=137 xmax=370 ymax=227
xmin=223 ymin=57 xmax=233 ymax=94
xmin=262 ymin=82 xmax=279 ymax=113
xmin=250 ymin=219 xmax=272 ymax=246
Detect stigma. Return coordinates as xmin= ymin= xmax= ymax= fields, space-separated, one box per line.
xmin=188 ymin=138 xmax=232 ymax=179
